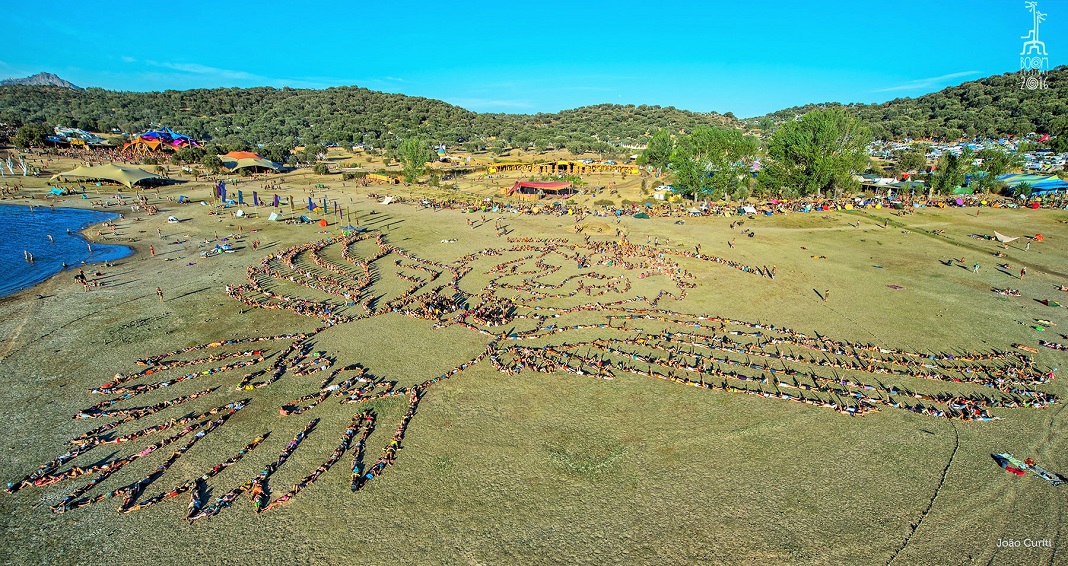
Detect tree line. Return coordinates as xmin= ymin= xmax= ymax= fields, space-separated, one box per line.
xmin=747 ymin=67 xmax=1068 ymax=148
xmin=0 ymin=84 xmax=731 ymax=154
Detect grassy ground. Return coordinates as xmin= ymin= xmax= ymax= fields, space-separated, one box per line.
xmin=1 ymin=155 xmax=1067 ymax=564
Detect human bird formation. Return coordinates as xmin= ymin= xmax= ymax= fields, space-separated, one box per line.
xmin=4 ymin=228 xmax=1060 ymax=519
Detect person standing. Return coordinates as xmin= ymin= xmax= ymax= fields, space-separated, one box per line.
xmin=823 ymin=290 xmax=830 ymax=302
xmin=1020 ymin=267 xmax=1027 ymax=279
xmin=156 ymin=287 xmax=164 ymax=303
xmin=973 ymin=263 xmax=980 ymax=273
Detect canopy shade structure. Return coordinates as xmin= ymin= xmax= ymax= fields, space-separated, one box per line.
xmin=51 ymin=164 xmax=166 ymax=188
xmin=218 ymin=152 xmax=281 ymax=172
xmin=506 ymin=181 xmax=575 ymax=200
xmin=998 ymin=173 xmax=1068 ymax=195
xmin=994 ymin=231 xmax=1019 ymax=243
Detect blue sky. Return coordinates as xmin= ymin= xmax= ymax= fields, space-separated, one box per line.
xmin=2 ymin=0 xmax=1063 ymax=117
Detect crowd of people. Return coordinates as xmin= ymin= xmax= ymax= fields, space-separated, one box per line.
xmin=190 ymin=418 xmax=319 ymax=520
xmin=7 ymin=213 xmax=1063 ymax=520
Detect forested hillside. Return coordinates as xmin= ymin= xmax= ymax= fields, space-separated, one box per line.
xmin=748 ymin=67 xmax=1068 ymax=140
xmin=0 ymin=85 xmax=728 ymax=152
xmin=2 ymin=67 xmax=1065 ymax=149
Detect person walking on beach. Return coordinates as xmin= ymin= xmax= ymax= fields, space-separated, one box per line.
xmin=156 ymin=287 xmax=164 ymax=303
xmin=973 ymin=262 xmax=980 ymax=273
xmin=1020 ymin=267 xmax=1027 ymax=279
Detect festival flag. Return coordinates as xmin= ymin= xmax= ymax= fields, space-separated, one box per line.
xmin=253 ymin=191 xmax=259 ymax=206
xmin=237 ymin=190 xmax=244 ymax=205
xmin=307 ymin=197 xmax=315 ymax=211
xmin=273 ymin=194 xmax=280 ymax=207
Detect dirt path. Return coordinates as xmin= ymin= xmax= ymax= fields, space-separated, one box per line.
xmin=886 ymin=422 xmax=960 ymax=566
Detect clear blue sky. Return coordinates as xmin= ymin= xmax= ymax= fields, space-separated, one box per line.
xmin=2 ymin=0 xmax=1063 ymax=117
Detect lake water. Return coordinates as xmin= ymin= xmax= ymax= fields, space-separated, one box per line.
xmin=0 ymin=203 xmax=133 ymax=298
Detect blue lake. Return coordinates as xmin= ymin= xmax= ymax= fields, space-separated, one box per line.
xmin=0 ymin=203 xmax=133 ymax=298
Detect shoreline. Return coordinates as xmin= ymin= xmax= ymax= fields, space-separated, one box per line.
xmin=0 ymin=202 xmax=136 ymax=300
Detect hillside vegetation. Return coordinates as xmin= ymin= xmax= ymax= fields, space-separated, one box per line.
xmin=0 ymin=85 xmax=729 ymax=152
xmin=1 ymin=68 xmax=1065 ymax=150
xmin=748 ymin=67 xmax=1068 ymax=140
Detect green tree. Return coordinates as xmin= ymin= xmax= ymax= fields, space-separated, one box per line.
xmin=13 ymin=124 xmax=48 ymax=149
xmin=299 ymin=144 xmax=326 ymax=164
xmin=895 ymin=148 xmax=926 ymax=175
xmin=669 ymin=126 xmax=756 ymax=201
xmin=638 ymin=129 xmax=673 ymax=170
xmin=929 ymin=149 xmax=972 ymax=195
xmin=973 ymin=149 xmax=1021 ymax=193
xmin=398 ymin=136 xmax=432 ymax=183
xmin=313 ymin=162 xmax=330 ymax=175
xmin=173 ymin=146 xmax=206 ymax=165
xmin=200 ymin=154 xmax=224 ymax=175
xmin=760 ymin=108 xmax=872 ymax=198
xmin=1049 ymin=117 xmax=1068 ymax=153
xmin=257 ymin=144 xmax=291 ymax=164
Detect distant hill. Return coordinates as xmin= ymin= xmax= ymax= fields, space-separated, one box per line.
xmin=1 ymin=68 xmax=1064 ymax=150
xmin=745 ymin=67 xmax=1068 ymax=140
xmin=0 ymin=83 xmax=730 ymax=153
xmin=0 ymin=72 xmax=81 ymax=90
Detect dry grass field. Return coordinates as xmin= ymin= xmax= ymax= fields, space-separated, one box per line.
xmin=1 ymin=154 xmax=1066 ymax=565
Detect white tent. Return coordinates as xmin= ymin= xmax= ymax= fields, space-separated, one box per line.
xmin=994 ymin=231 xmax=1019 ymax=243
xmin=380 ymin=196 xmax=394 ymax=205
xmin=742 ymin=206 xmax=758 ymax=214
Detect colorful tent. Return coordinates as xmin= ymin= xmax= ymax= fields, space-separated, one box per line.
xmin=123 ymin=128 xmax=199 ymax=152
xmin=218 ymin=151 xmax=281 ymax=172
xmin=998 ymin=173 xmax=1068 ymax=195
xmin=51 ymin=164 xmax=166 ymax=188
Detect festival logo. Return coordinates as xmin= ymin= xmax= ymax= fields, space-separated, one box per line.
xmin=1020 ymin=1 xmax=1050 ymax=90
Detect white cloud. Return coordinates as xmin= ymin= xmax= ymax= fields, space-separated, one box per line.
xmin=449 ymin=97 xmax=537 ymax=111
xmin=871 ymin=71 xmax=981 ymax=93
xmin=144 ymin=60 xmax=262 ymax=82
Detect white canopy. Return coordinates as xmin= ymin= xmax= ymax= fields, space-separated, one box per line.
xmin=994 ymin=231 xmax=1019 ymax=243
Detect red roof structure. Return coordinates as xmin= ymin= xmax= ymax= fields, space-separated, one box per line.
xmin=507 ymin=181 xmax=575 ymax=199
